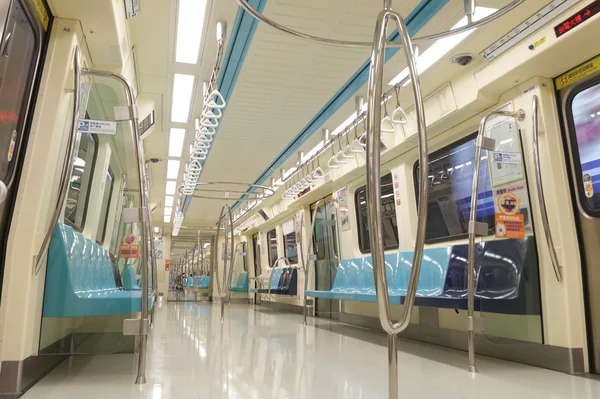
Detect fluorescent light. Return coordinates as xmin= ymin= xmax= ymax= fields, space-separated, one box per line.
xmin=164 ymin=215 xmax=171 ymax=223
xmin=171 ymin=74 xmax=195 ymax=123
xmin=164 ymin=207 xmax=173 ymax=217
xmin=175 ymin=0 xmax=208 ymax=64
xmin=166 ymin=181 xmax=177 ymax=195
xmin=165 ymin=195 xmax=174 ymax=207
xmin=154 ymin=227 xmax=160 ymax=233
xmin=169 ymin=128 xmax=186 ymax=157
xmin=389 ymin=7 xmax=497 ymax=86
xmin=167 ymin=159 xmax=181 ymax=179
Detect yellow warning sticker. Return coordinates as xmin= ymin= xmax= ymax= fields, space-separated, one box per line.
xmin=532 ymin=37 xmax=546 ymax=49
xmin=32 ymin=0 xmax=49 ymax=31
xmin=555 ymin=55 xmax=600 ymax=90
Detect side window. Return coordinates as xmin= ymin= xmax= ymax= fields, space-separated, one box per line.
xmin=355 ymin=174 xmax=399 ymax=253
xmin=413 ymin=133 xmax=493 ymax=243
xmin=96 ymin=168 xmax=114 ymax=245
xmin=64 ymin=133 xmax=97 ymax=231
xmin=283 ymin=231 xmax=298 ymax=264
xmin=266 ymin=229 xmax=278 ymax=267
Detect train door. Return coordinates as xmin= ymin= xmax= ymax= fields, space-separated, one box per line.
xmin=0 ymin=0 xmax=47 ymax=293
xmin=252 ymin=233 xmax=260 ymax=305
xmin=558 ymin=62 xmax=600 ymax=374
xmin=310 ymin=198 xmax=339 ymax=319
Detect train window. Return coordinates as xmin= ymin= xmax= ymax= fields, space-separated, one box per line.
xmin=283 ymin=232 xmax=298 ymax=264
xmin=569 ymin=83 xmax=600 ymax=216
xmin=355 ymin=174 xmax=399 ymax=253
xmin=64 ymin=133 xmax=98 ymax=231
xmin=96 ymin=168 xmax=114 ymax=245
xmin=413 ymin=134 xmax=494 ymax=243
xmin=266 ymin=229 xmax=278 ymax=267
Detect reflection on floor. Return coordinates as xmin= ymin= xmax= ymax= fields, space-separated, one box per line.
xmin=22 ymin=302 xmax=600 ymax=398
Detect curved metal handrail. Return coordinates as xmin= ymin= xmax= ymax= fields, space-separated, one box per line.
xmin=532 ymin=95 xmax=562 ymax=282
xmin=214 ymin=203 xmax=234 ymax=321
xmin=235 ymin=0 xmax=524 ymax=48
xmin=34 ymin=46 xmax=82 ymax=275
xmin=179 ymin=181 xmax=275 ymax=201
xmin=466 ymin=107 xmax=526 ymax=373
xmin=368 ymin=9 xmax=427 ymax=337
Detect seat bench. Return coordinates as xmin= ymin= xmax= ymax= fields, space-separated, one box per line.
xmin=250 ymin=268 xmax=298 ymax=296
xmin=43 ymin=223 xmax=152 ymax=318
xmin=229 ymin=272 xmax=249 ymax=292
xmin=305 ymin=238 xmax=540 ymax=315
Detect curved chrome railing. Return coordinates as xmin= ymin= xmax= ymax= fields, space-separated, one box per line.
xmin=466 ymin=108 xmax=525 ymax=373
xmin=34 ymin=46 xmax=82 ymax=275
xmin=532 ymin=95 xmax=562 ymax=282
xmin=365 ymin=8 xmax=429 ymax=399
xmin=235 ymin=0 xmax=524 ymax=48
xmin=214 ymin=203 xmax=235 ymax=321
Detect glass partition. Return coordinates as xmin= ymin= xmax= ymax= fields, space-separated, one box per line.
xmin=39 ymin=75 xmax=147 ymax=355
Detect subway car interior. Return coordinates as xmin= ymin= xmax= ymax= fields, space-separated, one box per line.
xmin=2 ymin=0 xmax=600 ymax=397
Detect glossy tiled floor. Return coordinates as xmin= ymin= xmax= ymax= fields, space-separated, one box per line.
xmin=23 ymin=301 xmax=600 ymax=398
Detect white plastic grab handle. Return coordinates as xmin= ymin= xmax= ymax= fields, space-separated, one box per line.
xmin=312 ymin=167 xmax=326 ymax=180
xmin=206 ymin=90 xmax=226 ymax=109
xmin=200 ymin=117 xmax=219 ymax=128
xmin=335 ymin=151 xmax=348 ymax=164
xmin=202 ymin=107 xmax=222 ymax=120
xmin=381 ymin=116 xmax=396 ymax=133
xmin=342 ymin=144 xmax=354 ymax=158
xmin=198 ymin=126 xmax=217 ymax=135
xmin=328 ymin=156 xmax=340 ymax=169
xmin=392 ymin=106 xmax=408 ymax=124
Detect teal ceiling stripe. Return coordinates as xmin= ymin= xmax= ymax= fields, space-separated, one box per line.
xmin=182 ymin=0 xmax=267 ymax=215
xmin=231 ymin=0 xmax=449 ymax=212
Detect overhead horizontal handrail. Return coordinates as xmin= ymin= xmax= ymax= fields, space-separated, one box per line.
xmin=531 ymin=95 xmax=562 ymax=282
xmin=180 ymin=181 xmax=275 ymax=201
xmin=235 ymin=0 xmax=524 ymax=48
xmin=466 ymin=107 xmax=526 ymax=373
xmin=34 ymin=46 xmax=82 ymax=275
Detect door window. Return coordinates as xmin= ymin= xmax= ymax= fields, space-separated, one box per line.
xmin=96 ymin=168 xmax=114 ymax=245
xmin=64 ymin=133 xmax=97 ymax=231
xmin=0 ymin=1 xmax=39 ymax=184
xmin=266 ymin=229 xmax=277 ymax=267
xmin=569 ymin=83 xmax=600 ymax=216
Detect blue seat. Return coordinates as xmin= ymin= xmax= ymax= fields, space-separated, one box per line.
xmin=230 ymin=272 xmax=249 ymax=292
xmin=195 ymin=275 xmax=210 ymax=289
xmin=122 ymin=264 xmax=141 ymax=290
xmin=43 ymin=223 xmax=151 ymax=318
xmin=256 ymin=268 xmax=298 ymax=295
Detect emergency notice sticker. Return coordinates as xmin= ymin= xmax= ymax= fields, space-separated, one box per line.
xmin=495 ymin=214 xmax=525 ymax=239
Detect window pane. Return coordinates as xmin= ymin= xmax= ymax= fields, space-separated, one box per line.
xmin=96 ymin=169 xmax=114 ymax=244
xmin=355 ymin=174 xmax=399 ymax=253
xmin=414 ymin=135 xmax=493 ymax=242
xmin=267 ymin=229 xmax=278 ymax=267
xmin=571 ymin=84 xmax=600 ymax=213
xmin=284 ymin=232 xmax=298 ymax=264
xmin=64 ymin=133 xmax=97 ymax=230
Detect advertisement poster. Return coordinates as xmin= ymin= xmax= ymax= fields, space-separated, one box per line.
xmin=487 ymin=120 xmax=525 ymax=187
xmin=295 ymin=211 xmax=303 ymax=242
xmin=493 ymin=181 xmax=531 ymax=239
xmin=336 ymin=187 xmax=351 ymax=231
xmin=153 ymin=238 xmax=163 ymax=260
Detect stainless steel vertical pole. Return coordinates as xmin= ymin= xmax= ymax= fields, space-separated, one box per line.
xmin=366 ymin=4 xmax=429 ymax=399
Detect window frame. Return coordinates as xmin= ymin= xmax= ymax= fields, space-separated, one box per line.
xmin=412 ymin=132 xmax=498 ymax=244
xmin=354 ymin=173 xmax=399 ymax=254
xmin=283 ymin=231 xmax=298 ymax=265
xmin=96 ymin=167 xmax=115 ymax=245
xmin=565 ymin=77 xmax=600 ymax=218
xmin=64 ymin=133 xmax=98 ymax=232
xmin=266 ymin=228 xmax=278 ymax=267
